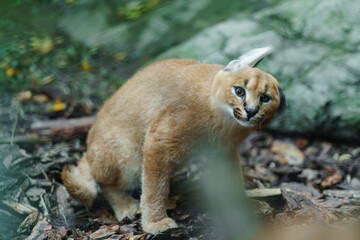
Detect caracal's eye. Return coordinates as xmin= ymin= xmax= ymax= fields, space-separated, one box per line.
xmin=260 ymin=94 xmax=271 ymax=103
xmin=234 ymin=87 xmax=245 ymax=97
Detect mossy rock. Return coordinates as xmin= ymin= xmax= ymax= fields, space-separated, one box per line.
xmin=58 ymin=0 xmax=278 ymax=60
xmin=156 ymin=0 xmax=360 ymax=139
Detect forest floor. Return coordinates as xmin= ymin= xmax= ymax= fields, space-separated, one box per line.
xmin=2 ymin=115 xmax=360 ymax=239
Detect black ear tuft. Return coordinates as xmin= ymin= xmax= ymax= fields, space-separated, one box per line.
xmin=253 ymin=58 xmax=264 ymax=68
xmin=278 ymin=88 xmax=287 ymax=113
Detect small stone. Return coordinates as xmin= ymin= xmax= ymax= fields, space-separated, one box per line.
xmin=304 ymin=146 xmax=319 ymax=158
xmin=299 ymin=168 xmax=319 ymax=181
xmin=350 ymin=178 xmax=360 ymax=190
xmin=26 ymin=187 xmax=46 ymax=202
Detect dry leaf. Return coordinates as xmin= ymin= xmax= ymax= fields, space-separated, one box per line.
xmin=82 ymin=61 xmax=91 ymax=72
xmin=127 ymin=233 xmax=147 ymax=240
xmin=52 ymin=98 xmax=66 ymax=112
xmin=18 ymin=90 xmax=32 ymax=101
xmin=32 ymin=94 xmax=49 ymax=103
xmin=5 ymin=67 xmax=20 ymax=76
xmin=270 ymin=140 xmax=305 ymax=166
xmin=320 ymin=173 xmax=342 ymax=188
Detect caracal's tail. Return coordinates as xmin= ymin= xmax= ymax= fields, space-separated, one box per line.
xmin=61 ymin=155 xmax=97 ymax=208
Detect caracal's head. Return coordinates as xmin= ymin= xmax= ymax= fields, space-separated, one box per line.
xmin=212 ymin=47 xmax=287 ymax=128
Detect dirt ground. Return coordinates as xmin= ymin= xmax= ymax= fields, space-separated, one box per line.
xmin=2 ymin=126 xmax=360 ymax=240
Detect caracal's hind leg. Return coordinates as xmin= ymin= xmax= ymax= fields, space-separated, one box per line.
xmin=100 ymin=184 xmax=139 ymax=221
xmin=87 ymin=134 xmax=141 ymax=221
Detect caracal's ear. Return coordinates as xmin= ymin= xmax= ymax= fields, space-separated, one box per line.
xmin=224 ymin=47 xmax=273 ymax=72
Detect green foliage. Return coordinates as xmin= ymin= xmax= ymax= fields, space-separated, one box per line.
xmin=0 ymin=0 xmax=128 ymax=110
xmin=117 ymin=0 xmax=160 ymax=20
xmin=0 ymin=35 xmax=95 ymax=93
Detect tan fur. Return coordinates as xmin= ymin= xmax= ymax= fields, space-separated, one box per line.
xmin=62 ymin=58 xmax=282 ymax=234
xmin=61 ymin=155 xmax=96 ymax=208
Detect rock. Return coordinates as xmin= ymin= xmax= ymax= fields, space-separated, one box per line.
xmin=59 ymin=0 xmax=254 ymax=60
xmin=157 ymin=0 xmax=360 ymax=139
xmin=270 ymin=140 xmax=305 ymax=166
xmin=157 ymin=16 xmax=282 ymax=64
xmin=299 ymin=169 xmax=319 ymax=181
xmin=350 ymin=178 xmax=360 ymax=190
xmin=256 ymin=0 xmax=360 ymax=51
xmin=26 ymin=187 xmax=46 ymax=202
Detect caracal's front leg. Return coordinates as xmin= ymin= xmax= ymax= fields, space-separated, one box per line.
xmin=141 ymin=126 xmax=190 ymax=234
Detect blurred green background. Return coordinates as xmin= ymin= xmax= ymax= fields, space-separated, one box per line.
xmin=1 ymin=0 xmax=360 ymax=140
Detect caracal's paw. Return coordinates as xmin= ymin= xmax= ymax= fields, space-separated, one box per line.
xmin=142 ymin=217 xmax=178 ymax=235
xmin=114 ymin=199 xmax=140 ymax=221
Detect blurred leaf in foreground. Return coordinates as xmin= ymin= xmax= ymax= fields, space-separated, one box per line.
xmin=191 ymin=139 xmax=259 ymax=240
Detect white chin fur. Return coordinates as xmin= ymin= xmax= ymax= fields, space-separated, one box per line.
xmin=216 ymin=101 xmax=254 ymax=128
xmin=234 ymin=118 xmax=254 ymax=127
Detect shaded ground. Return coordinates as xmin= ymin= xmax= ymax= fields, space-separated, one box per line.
xmin=1 ymin=126 xmax=360 ymax=239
